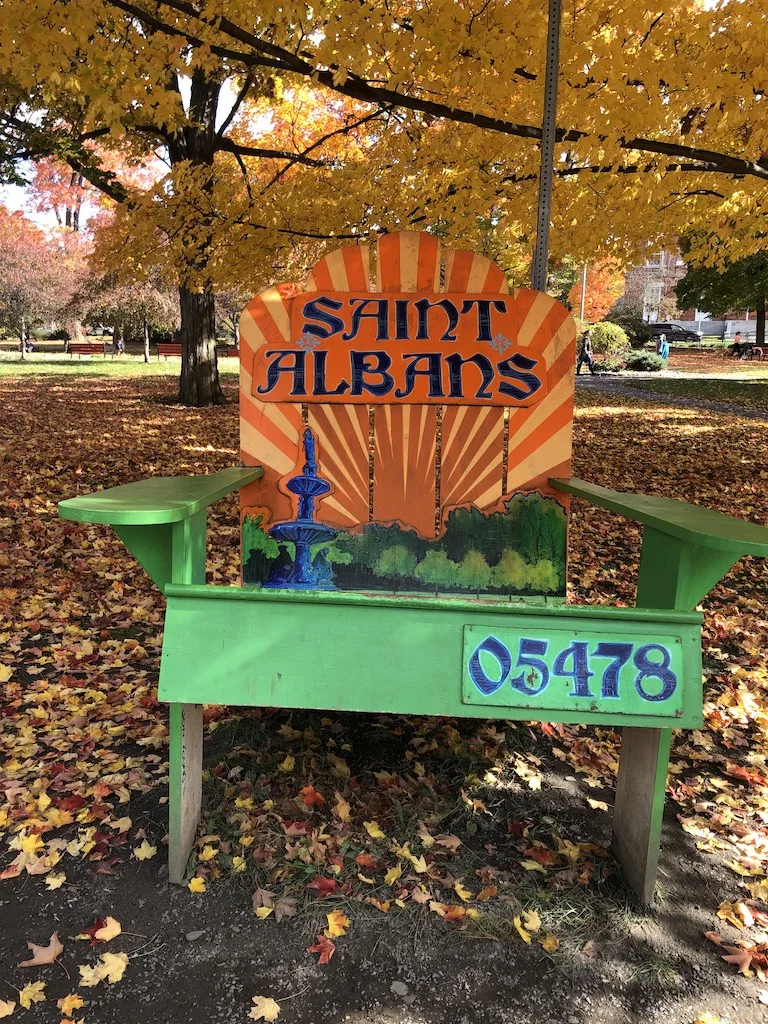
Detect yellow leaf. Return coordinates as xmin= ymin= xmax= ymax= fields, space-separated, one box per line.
xmin=332 ymin=792 xmax=351 ymax=822
xmin=94 ymin=917 xmax=121 ymax=942
xmin=108 ymin=817 xmax=132 ymax=833
xmin=513 ymin=916 xmax=532 ymax=943
xmin=249 ymin=995 xmax=281 ymax=1021
xmin=417 ymin=825 xmax=435 ymax=848
xmin=45 ymin=872 xmax=66 ymax=890
xmin=232 ymin=856 xmax=246 ymax=873
xmin=198 ymin=845 xmax=218 ymax=862
xmin=454 ymin=882 xmax=472 ymax=902
xmin=279 ymin=755 xmax=295 ymax=772
xmin=522 ymin=909 xmax=541 ymax=934
xmin=58 ymin=994 xmax=85 ymax=1015
xmin=324 ymin=910 xmax=350 ymax=937
xmin=364 ymin=821 xmax=385 ymax=839
xmin=133 ymin=840 xmax=157 ymax=861
xmin=540 ymin=933 xmax=560 ymax=953
xmin=98 ymin=952 xmax=129 ymax=984
xmin=519 ymin=859 xmax=547 ymax=874
xmin=0 ymin=1001 xmax=15 ymax=1018
xmin=0 ymin=665 xmax=12 ymax=683
xmin=357 ymin=873 xmax=375 ymax=884
xmin=188 ymin=877 xmax=206 ymax=893
xmin=255 ymin=907 xmax=274 ymax=920
xmin=693 ymin=1015 xmax=722 ymax=1024
xmin=587 ymin=798 xmax=609 ymax=812
xmin=408 ymin=853 xmax=428 ymax=873
xmin=20 ymin=834 xmax=43 ymax=855
xmin=384 ymin=863 xmax=402 ymax=886
xmin=18 ymin=982 xmax=45 ymax=1009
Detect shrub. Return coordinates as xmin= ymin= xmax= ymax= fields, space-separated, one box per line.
xmin=625 ymin=351 xmax=665 ymax=372
xmin=590 ymin=321 xmax=629 ymax=357
xmin=605 ymin=306 xmax=651 ymax=348
xmin=593 ymin=356 xmax=625 ymax=373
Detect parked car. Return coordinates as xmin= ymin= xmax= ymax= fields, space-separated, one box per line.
xmin=87 ymin=324 xmax=114 ymax=336
xmin=648 ymin=322 xmax=701 ymax=343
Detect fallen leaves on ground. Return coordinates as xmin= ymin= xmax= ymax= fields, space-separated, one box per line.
xmin=78 ymin=951 xmax=129 ymax=987
xmin=18 ymin=931 xmax=63 ymax=967
xmin=249 ymin=995 xmax=281 ymax=1021
xmin=18 ymin=981 xmax=46 ymax=1008
xmin=1 ymin=375 xmax=768 ymax=987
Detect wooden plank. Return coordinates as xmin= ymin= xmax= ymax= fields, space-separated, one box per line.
xmin=158 ymin=585 xmax=703 ymax=729
xmin=58 ymin=468 xmax=262 ymax=526
xmin=168 ymin=702 xmax=203 ymax=884
xmin=611 ymin=726 xmax=673 ymax=905
xmin=551 ymin=477 xmax=768 ymax=556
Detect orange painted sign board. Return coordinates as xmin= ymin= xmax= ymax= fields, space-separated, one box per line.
xmin=250 ymin=291 xmax=548 ymax=407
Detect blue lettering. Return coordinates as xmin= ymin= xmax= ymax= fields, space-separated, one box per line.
xmin=312 ymin=350 xmax=349 ymax=397
xmin=414 ymin=298 xmax=459 ymax=341
xmin=469 ymin=636 xmax=511 ymax=696
xmin=350 ymin=351 xmax=394 ymax=396
xmin=343 ymin=298 xmax=389 ymax=341
xmin=256 ymin=350 xmax=307 ymax=397
xmin=445 ymin=352 xmax=494 ymax=400
xmin=301 ymin=296 xmax=344 ymax=339
xmin=498 ymin=352 xmax=542 ymax=401
xmin=395 ymin=353 xmax=445 ymax=398
xmin=460 ymin=299 xmax=507 ymax=341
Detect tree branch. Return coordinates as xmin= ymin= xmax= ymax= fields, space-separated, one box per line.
xmin=217 ymin=137 xmax=325 ymax=165
xmin=142 ymin=0 xmax=768 ymax=182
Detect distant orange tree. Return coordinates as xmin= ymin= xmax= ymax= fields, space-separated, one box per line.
xmin=568 ymin=263 xmax=625 ymax=323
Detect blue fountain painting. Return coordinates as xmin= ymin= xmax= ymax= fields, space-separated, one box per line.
xmin=263 ymin=427 xmax=338 ymax=590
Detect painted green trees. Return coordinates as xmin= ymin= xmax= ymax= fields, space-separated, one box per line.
xmin=243 ymin=493 xmax=567 ymax=597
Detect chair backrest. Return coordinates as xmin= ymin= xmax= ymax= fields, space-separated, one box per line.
xmin=239 ymin=231 xmax=576 ymax=600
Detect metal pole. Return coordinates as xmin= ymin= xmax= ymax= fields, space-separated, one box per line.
xmin=579 ymin=263 xmax=587 ymax=320
xmin=530 ymin=0 xmax=563 ymax=292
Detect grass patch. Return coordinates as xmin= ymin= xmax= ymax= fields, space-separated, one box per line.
xmin=0 ymin=353 xmax=240 ymax=378
xmin=626 ymin=376 xmax=768 ymax=412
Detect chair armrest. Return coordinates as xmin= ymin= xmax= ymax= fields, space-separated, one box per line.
xmin=550 ymin=477 xmax=768 ymax=557
xmin=58 ymin=467 xmax=263 ymax=526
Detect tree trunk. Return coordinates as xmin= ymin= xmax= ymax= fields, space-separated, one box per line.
xmin=178 ymin=286 xmax=224 ymax=405
xmin=19 ymin=316 xmax=25 ymax=361
xmin=756 ymin=294 xmax=766 ymax=347
xmin=143 ymin=318 xmax=150 ymax=363
xmin=167 ymin=69 xmax=224 ymax=408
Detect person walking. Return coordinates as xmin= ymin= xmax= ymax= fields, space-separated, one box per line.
xmin=577 ymin=329 xmax=596 ymax=375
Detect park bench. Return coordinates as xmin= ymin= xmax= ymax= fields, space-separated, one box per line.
xmin=69 ymin=341 xmax=107 ymax=358
xmin=58 ymin=231 xmax=768 ymax=903
xmin=217 ymin=344 xmax=240 ymax=358
xmin=157 ymin=342 xmax=183 ymax=359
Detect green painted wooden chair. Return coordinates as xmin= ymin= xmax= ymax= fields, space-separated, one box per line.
xmin=59 ymin=233 xmax=768 ymax=902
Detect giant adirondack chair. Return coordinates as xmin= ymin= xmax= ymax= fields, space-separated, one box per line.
xmin=58 ymin=231 xmax=768 ymax=903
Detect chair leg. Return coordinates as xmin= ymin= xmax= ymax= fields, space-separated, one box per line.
xmin=611 ymin=726 xmax=672 ymax=905
xmin=168 ymin=703 xmax=203 ymax=884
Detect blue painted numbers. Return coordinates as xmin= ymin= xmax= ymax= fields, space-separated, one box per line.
xmin=468 ymin=635 xmax=678 ymax=703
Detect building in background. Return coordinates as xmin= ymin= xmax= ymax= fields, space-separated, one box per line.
xmin=621 ymin=250 xmax=688 ymax=322
xmin=619 ymin=249 xmax=752 ymax=339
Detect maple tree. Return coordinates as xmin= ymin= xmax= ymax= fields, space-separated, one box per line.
xmin=0 ymin=208 xmax=85 ymax=353
xmin=568 ymin=261 xmax=625 ymax=323
xmin=0 ymin=2 xmax=765 ymax=404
